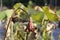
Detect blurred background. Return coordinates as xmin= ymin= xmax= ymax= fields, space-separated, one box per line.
xmin=0 ymin=0 xmax=60 ymax=40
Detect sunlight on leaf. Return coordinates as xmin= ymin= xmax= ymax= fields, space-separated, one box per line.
xmin=42 ymin=6 xmax=58 ymax=22
xmin=13 ymin=3 xmax=25 ymax=10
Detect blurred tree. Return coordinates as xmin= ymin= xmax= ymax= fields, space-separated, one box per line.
xmin=2 ymin=0 xmax=60 ymax=8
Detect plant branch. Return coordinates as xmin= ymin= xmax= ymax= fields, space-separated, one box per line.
xmin=4 ymin=7 xmax=28 ymax=40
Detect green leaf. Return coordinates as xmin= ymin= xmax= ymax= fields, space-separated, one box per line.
xmin=42 ymin=6 xmax=58 ymax=22
xmin=13 ymin=3 xmax=26 ymax=16
xmin=0 ymin=9 xmax=14 ymax=21
xmin=5 ymin=9 xmax=14 ymax=18
xmin=56 ymin=10 xmax=60 ymax=15
xmin=0 ymin=11 xmax=7 ymax=21
xmin=28 ymin=8 xmax=37 ymax=15
xmin=13 ymin=3 xmax=25 ymax=10
xmin=31 ymin=11 xmax=44 ymax=22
